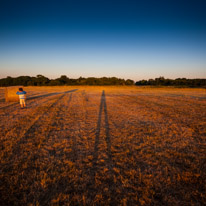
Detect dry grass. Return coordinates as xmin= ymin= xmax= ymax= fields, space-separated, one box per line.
xmin=0 ymin=86 xmax=205 ymax=205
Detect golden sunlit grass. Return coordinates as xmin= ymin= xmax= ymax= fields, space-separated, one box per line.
xmin=0 ymin=86 xmax=205 ymax=205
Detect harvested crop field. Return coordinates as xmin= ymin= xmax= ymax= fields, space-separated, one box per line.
xmin=0 ymin=86 xmax=205 ymax=205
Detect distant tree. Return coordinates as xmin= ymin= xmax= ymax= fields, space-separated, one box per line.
xmin=125 ymin=79 xmax=134 ymax=85
xmin=135 ymin=77 xmax=206 ymax=87
xmin=77 ymin=76 xmax=86 ymax=85
xmin=5 ymin=76 xmax=13 ymax=86
xmin=59 ymin=75 xmax=69 ymax=85
xmin=148 ymin=79 xmax=155 ymax=85
xmin=85 ymin=77 xmax=97 ymax=85
xmin=49 ymin=79 xmax=61 ymax=86
xmin=36 ymin=75 xmax=50 ymax=85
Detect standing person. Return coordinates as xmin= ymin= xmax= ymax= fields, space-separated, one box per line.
xmin=16 ymin=88 xmax=27 ymax=108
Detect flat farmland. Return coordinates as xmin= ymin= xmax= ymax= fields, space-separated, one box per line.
xmin=0 ymin=86 xmax=205 ymax=205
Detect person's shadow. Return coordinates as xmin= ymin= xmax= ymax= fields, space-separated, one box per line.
xmin=88 ymin=90 xmax=117 ymax=204
xmin=93 ymin=90 xmax=113 ymax=170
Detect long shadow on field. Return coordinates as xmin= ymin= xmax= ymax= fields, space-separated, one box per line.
xmin=8 ymin=93 xmax=67 ymax=159
xmin=0 ymin=93 xmax=75 ymax=206
xmin=0 ymin=89 xmax=78 ymax=110
xmin=88 ymin=90 xmax=117 ymax=204
xmin=93 ymin=90 xmax=113 ymax=169
xmin=28 ymin=89 xmax=78 ymax=100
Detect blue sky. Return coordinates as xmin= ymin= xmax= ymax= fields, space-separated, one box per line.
xmin=0 ymin=0 xmax=205 ymax=81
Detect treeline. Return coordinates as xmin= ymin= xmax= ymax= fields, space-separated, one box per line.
xmin=1 ymin=75 xmax=205 ymax=87
xmin=135 ymin=77 xmax=206 ymax=87
xmin=0 ymin=75 xmax=134 ymax=86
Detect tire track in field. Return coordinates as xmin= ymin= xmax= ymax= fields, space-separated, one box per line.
xmin=36 ymin=92 xmax=73 ymax=163
xmin=11 ymin=94 xmax=66 ymax=154
xmin=0 ymin=91 xmax=62 ymax=111
xmin=96 ymin=90 xmax=205 ymax=205
xmin=138 ymin=94 xmax=206 ymax=119
xmin=104 ymin=94 xmax=188 ymax=151
xmin=107 ymin=94 xmax=205 ymax=177
xmin=128 ymin=94 xmax=206 ymax=143
xmin=0 ymin=93 xmax=50 ymax=113
xmin=136 ymin=92 xmax=206 ymax=107
xmin=0 ymin=91 xmax=62 ymax=123
xmin=0 ymin=92 xmax=60 ymax=134
xmin=20 ymin=92 xmax=85 ymax=205
xmin=0 ymin=89 xmax=74 ymax=111
xmin=0 ymin=93 xmax=73 ymax=206
xmin=103 ymin=93 xmax=205 ymax=205
xmin=0 ymin=95 xmax=71 ymax=178
xmin=133 ymin=95 xmax=206 ymax=144
xmin=0 ymin=96 xmax=57 ymax=148
xmin=16 ymin=94 xmax=73 ymax=205
xmin=42 ymin=92 xmax=84 ymax=163
xmin=0 ymin=90 xmax=78 ymax=141
xmin=0 ymin=93 xmax=65 ymax=161
xmin=0 ymin=94 xmax=62 ymax=133
xmin=114 ymin=94 xmax=206 ymax=128
xmin=31 ymin=93 xmax=78 ymax=205
xmin=105 ymin=92 xmax=204 ymax=146
xmin=108 ymin=94 xmax=203 ymax=146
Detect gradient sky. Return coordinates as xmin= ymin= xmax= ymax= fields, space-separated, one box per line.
xmin=0 ymin=0 xmax=205 ymax=81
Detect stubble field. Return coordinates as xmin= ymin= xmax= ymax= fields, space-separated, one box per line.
xmin=0 ymin=86 xmax=205 ymax=206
